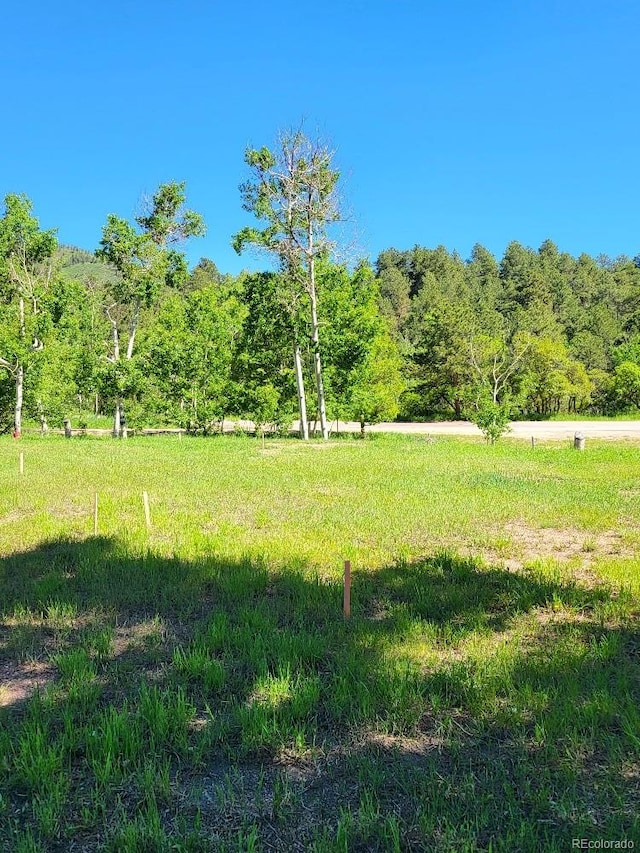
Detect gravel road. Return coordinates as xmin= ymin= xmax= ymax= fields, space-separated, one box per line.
xmin=44 ymin=420 xmax=640 ymax=441
xmin=326 ymin=420 xmax=640 ymax=441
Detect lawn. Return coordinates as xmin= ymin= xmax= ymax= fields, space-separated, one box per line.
xmin=0 ymin=433 xmax=639 ymax=851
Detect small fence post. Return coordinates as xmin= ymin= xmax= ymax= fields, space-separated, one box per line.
xmin=142 ymin=491 xmax=151 ymax=529
xmin=574 ymin=432 xmax=585 ymax=451
xmin=343 ymin=560 xmax=351 ymax=618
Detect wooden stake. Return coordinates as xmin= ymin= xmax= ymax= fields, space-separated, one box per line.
xmin=93 ymin=492 xmax=99 ymax=535
xmin=142 ymin=491 xmax=151 ymax=529
xmin=531 ymin=436 xmax=536 ymax=448
xmin=343 ymin=560 xmax=351 ymax=618
xmin=19 ymin=451 xmax=24 ymax=475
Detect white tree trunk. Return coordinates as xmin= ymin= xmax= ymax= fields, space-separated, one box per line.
xmin=38 ymin=400 xmax=48 ymax=435
xmin=308 ymin=257 xmax=328 ymax=440
xmin=126 ymin=299 xmax=140 ymax=360
xmin=108 ymin=310 xmax=133 ymax=439
xmin=113 ymin=399 xmax=121 ymax=438
xmin=112 ymin=399 xmax=127 ymax=438
xmin=13 ymin=296 xmax=27 ymax=437
xmin=294 ymin=341 xmax=309 ymax=440
xmin=119 ymin=399 xmax=127 ymax=439
xmin=113 ymin=299 xmax=140 ymax=439
xmin=14 ymin=364 xmax=23 ymax=437
xmin=110 ymin=314 xmax=122 ymax=438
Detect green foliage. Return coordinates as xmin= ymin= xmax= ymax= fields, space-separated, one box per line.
xmin=612 ymin=335 xmax=640 ymax=367
xmin=95 ymin=183 xmax=205 ymax=435
xmin=0 ymin=195 xmax=56 ymax=284
xmin=140 ymin=271 xmax=246 ymax=431
xmin=347 ymin=332 xmax=405 ymax=432
xmin=232 ymin=271 xmax=299 ymax=429
xmin=0 ymin=194 xmax=57 ymax=431
xmin=0 ymin=195 xmax=56 ymax=352
xmin=613 ymin=361 xmax=640 ymax=409
xmin=27 ymin=335 xmax=78 ymax=425
xmin=6 ymin=180 xmax=640 ymax=432
xmin=376 ymin=241 xmax=640 ymax=419
xmin=233 ymin=132 xmax=339 ymax=266
xmin=0 ymin=373 xmax=14 ymax=432
xmin=517 ymin=337 xmax=593 ymax=416
xmin=136 ymin=182 xmax=205 ymax=246
xmin=407 ymin=302 xmax=476 ymax=419
xmin=97 ymin=182 xmax=205 ymax=304
xmin=321 ymin=261 xmax=404 ymax=427
xmin=233 ymin=129 xmax=342 ymax=438
xmin=471 ymin=398 xmax=512 ymax=444
xmin=244 ymin=382 xmax=281 ymax=433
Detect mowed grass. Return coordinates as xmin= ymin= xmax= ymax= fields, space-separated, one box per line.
xmin=0 ymin=433 xmax=639 ymax=851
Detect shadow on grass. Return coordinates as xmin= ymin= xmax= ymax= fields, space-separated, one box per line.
xmin=0 ymin=537 xmax=638 ymax=851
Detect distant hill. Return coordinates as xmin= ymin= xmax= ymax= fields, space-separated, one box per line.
xmin=57 ymin=244 xmax=120 ymax=287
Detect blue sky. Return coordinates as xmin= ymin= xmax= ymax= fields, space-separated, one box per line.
xmin=2 ymin=0 xmax=638 ymax=274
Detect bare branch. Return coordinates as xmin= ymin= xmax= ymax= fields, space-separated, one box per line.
xmin=0 ymin=356 xmax=17 ymax=375
xmin=468 ymin=334 xmax=531 ymax=404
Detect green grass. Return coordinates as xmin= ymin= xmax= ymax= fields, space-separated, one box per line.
xmin=0 ymin=433 xmax=639 ymax=851
xmin=547 ymin=411 xmax=640 ymax=421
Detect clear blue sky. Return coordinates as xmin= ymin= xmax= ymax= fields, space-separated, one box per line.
xmin=2 ymin=0 xmax=638 ymax=274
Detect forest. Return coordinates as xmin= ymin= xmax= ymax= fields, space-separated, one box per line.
xmin=2 ymin=133 xmax=640 ymax=437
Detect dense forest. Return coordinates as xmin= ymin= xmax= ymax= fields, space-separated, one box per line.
xmin=2 ymin=143 xmax=640 ymax=436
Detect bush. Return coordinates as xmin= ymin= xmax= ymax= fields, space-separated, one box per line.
xmin=472 ymin=400 xmax=511 ymax=444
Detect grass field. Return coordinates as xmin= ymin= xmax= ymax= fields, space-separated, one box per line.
xmin=0 ymin=433 xmax=639 ymax=851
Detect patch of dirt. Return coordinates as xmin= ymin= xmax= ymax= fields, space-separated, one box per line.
xmin=0 ymin=509 xmax=36 ymax=526
xmin=358 ymin=730 xmax=447 ymax=755
xmin=0 ymin=659 xmax=56 ymax=708
xmin=187 ymin=728 xmax=453 ymax=853
xmin=473 ymin=521 xmax=633 ymax=578
xmin=53 ymin=503 xmax=90 ymax=520
xmin=111 ymin=616 xmax=179 ymax=657
xmin=0 ymin=614 xmax=184 ymax=709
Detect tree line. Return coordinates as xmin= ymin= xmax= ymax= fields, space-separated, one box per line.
xmin=378 ymin=240 xmax=640 ymax=425
xmin=1 ymin=130 xmax=640 ymax=438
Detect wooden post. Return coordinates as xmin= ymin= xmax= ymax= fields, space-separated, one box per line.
xmin=19 ymin=451 xmax=24 ymax=475
xmin=93 ymin=493 xmax=99 ymax=535
xmin=142 ymin=491 xmax=151 ymax=529
xmin=531 ymin=436 xmax=536 ymax=448
xmin=63 ymin=418 xmax=72 ymax=438
xmin=343 ymin=560 xmax=351 ymax=618
xmin=574 ymin=432 xmax=585 ymax=451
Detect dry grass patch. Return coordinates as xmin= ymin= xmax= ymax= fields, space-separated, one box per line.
xmin=473 ymin=520 xmax=633 ymax=578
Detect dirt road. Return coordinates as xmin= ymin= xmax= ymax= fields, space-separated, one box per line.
xmin=330 ymin=420 xmax=640 ymax=441
xmin=43 ymin=420 xmax=640 ymax=441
